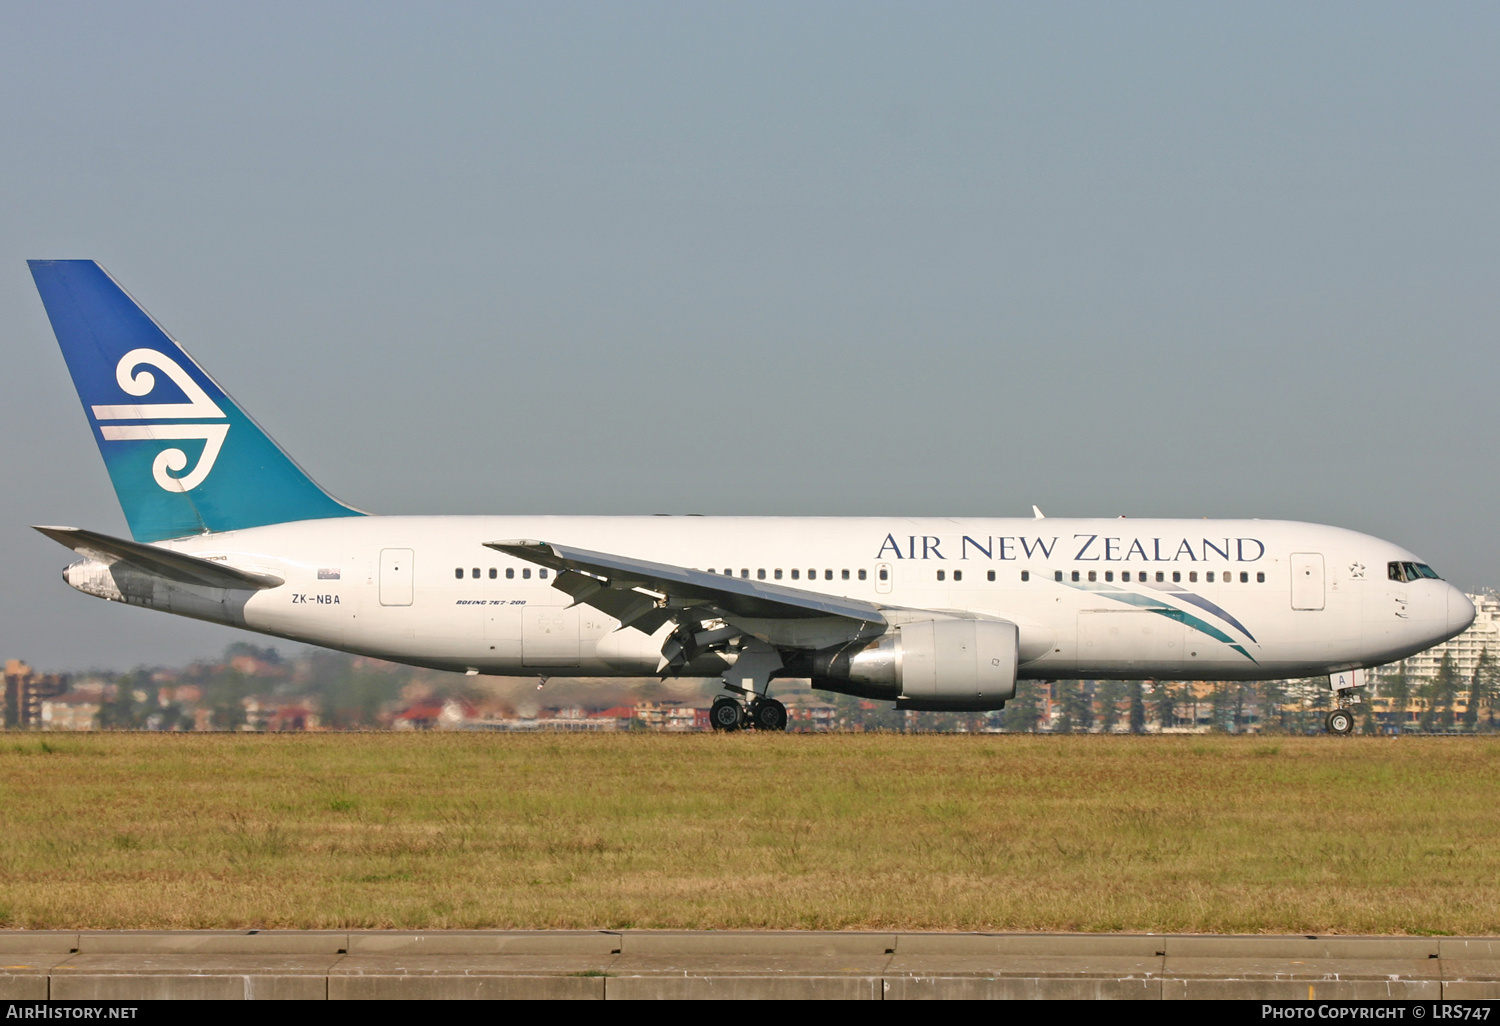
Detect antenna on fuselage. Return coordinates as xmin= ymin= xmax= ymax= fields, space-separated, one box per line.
xmin=1032 ymin=505 xmax=1045 ymax=519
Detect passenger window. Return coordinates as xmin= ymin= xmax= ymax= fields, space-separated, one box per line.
xmin=523 ymin=568 xmax=532 ymax=579
xmin=989 ymin=570 xmax=997 ymax=582
xmin=1239 ymin=571 xmax=1248 ymax=583
xmin=1206 ymin=571 xmax=1214 ymax=583
xmin=1172 ymin=571 xmax=1180 ymax=583
xmin=540 ymin=569 xmax=549 ymax=579
xmin=1104 ymin=571 xmax=1114 ymax=582
xmin=808 ymin=569 xmax=816 ymax=579
xmin=954 ymin=570 xmax=963 ymax=582
xmin=1071 ymin=571 xmax=1080 ymax=582
xmin=824 ymin=569 xmax=833 ymax=580
xmin=879 ymin=569 xmax=889 ymax=582
xmin=1189 ymin=571 xmax=1197 ymax=583
xmin=937 ymin=570 xmax=946 ymax=581
xmin=757 ymin=569 xmax=766 ymax=580
xmin=841 ymin=569 xmax=850 ymax=580
xmin=1153 ymin=572 xmax=1163 ymax=583
xmin=1088 ymin=570 xmax=1096 ymax=582
xmin=454 ymin=568 xmax=463 ymax=579
xmin=489 ymin=568 xmax=497 ymax=579
xmin=1019 ymin=570 xmax=1028 ymax=582
xmin=1056 ymin=570 xmax=1064 ymax=581
xmin=791 ymin=569 xmax=800 ymax=580
xmin=506 ymin=568 xmax=515 ymax=579
xmin=741 ymin=569 xmax=749 ymax=579
xmin=1121 ymin=571 xmax=1130 ymax=582
xmin=858 ymin=569 xmax=867 ymax=581
xmin=774 ymin=569 xmax=783 ymax=580
xmin=1257 ymin=572 xmax=1265 ymax=583
xmin=472 ymin=568 xmax=480 ymax=579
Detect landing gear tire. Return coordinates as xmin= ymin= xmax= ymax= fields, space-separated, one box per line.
xmin=749 ymin=698 xmax=788 ymax=732
xmin=1326 ymin=708 xmax=1354 ymax=735
xmin=710 ymin=697 xmax=744 ymax=732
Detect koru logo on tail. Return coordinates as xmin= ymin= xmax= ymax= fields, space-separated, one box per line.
xmin=90 ymin=349 xmax=229 ymax=492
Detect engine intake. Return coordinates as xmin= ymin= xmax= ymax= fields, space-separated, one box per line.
xmin=811 ymin=619 xmax=1018 ymax=711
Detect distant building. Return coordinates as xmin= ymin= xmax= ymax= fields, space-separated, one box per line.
xmin=40 ymin=691 xmax=101 ymax=731
xmin=590 ymin=706 xmax=634 ymax=730
xmin=787 ymin=703 xmax=836 ymax=731
xmin=393 ymin=702 xmax=445 ymax=730
xmin=4 ymin=660 xmax=70 ymax=729
xmin=631 ymin=702 xmax=703 ymax=731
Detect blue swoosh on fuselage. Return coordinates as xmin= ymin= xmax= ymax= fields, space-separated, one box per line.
xmin=1061 ymin=578 xmax=1260 ymax=663
xmin=1142 ymin=584 xmax=1258 ymax=643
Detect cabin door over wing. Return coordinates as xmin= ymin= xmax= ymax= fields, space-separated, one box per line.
xmin=1291 ymin=552 xmax=1325 ymax=610
xmin=379 ymin=548 xmax=414 ymax=607
xmin=522 ymin=605 xmax=581 ymax=666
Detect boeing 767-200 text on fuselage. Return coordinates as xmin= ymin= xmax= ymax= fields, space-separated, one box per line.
xmin=27 ymin=260 xmax=1474 ymax=733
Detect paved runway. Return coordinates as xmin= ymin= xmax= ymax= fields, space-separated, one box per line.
xmin=2 ymin=932 xmax=1497 ymax=999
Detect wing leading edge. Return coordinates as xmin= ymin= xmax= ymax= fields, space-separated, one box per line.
xmin=485 ymin=539 xmax=889 ymax=631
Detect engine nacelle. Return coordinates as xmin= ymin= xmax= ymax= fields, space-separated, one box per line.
xmin=811 ymin=619 xmax=1018 ymax=711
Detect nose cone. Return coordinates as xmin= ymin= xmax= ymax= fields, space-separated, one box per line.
xmin=1448 ymin=587 xmax=1476 ymax=637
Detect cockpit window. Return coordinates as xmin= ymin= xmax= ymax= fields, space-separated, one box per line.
xmin=1389 ymin=561 xmax=1443 ymax=583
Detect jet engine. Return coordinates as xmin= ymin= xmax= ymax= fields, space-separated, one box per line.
xmin=811 ymin=619 xmax=1018 ymax=711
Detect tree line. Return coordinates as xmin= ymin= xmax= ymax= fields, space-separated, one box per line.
xmin=991 ymin=650 xmax=1499 ymax=733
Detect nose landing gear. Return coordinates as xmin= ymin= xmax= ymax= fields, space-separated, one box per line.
xmin=1325 ymin=708 xmax=1354 ymax=735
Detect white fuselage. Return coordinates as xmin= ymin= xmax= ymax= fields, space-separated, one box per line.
xmin=108 ymin=515 xmax=1473 ymax=683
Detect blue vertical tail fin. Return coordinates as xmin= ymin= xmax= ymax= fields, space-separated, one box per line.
xmin=29 ymin=259 xmax=366 ymax=542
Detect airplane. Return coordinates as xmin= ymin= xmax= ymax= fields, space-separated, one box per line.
xmin=27 ymin=259 xmax=1475 ymax=735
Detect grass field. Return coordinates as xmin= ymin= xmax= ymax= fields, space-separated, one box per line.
xmin=0 ymin=732 xmax=1496 ymax=935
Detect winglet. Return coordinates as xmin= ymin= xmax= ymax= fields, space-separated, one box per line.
xmin=1032 ymin=505 xmax=1046 ymax=519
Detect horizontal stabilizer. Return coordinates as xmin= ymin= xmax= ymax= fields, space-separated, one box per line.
xmin=33 ymin=526 xmax=284 ymax=590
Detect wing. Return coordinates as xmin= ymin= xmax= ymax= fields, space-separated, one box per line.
xmin=34 ymin=525 xmax=284 ymax=590
xmin=486 ymin=539 xmax=886 ymax=627
xmin=485 ymin=539 xmax=889 ymax=677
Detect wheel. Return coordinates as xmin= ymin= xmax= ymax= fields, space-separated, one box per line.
xmin=1326 ymin=708 xmax=1354 ymax=735
xmin=749 ymin=698 xmax=788 ymax=731
xmin=710 ymin=696 xmax=743 ymax=732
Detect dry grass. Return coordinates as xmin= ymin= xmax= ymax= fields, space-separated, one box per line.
xmin=0 ymin=732 xmax=1496 ymax=934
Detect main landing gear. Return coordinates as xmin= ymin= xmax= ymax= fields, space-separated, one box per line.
xmin=709 ymin=695 xmax=788 ymax=732
xmin=1325 ymin=708 xmax=1354 ymax=736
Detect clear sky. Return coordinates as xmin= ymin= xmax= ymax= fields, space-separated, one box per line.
xmin=3 ymin=2 xmax=1498 ymax=670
